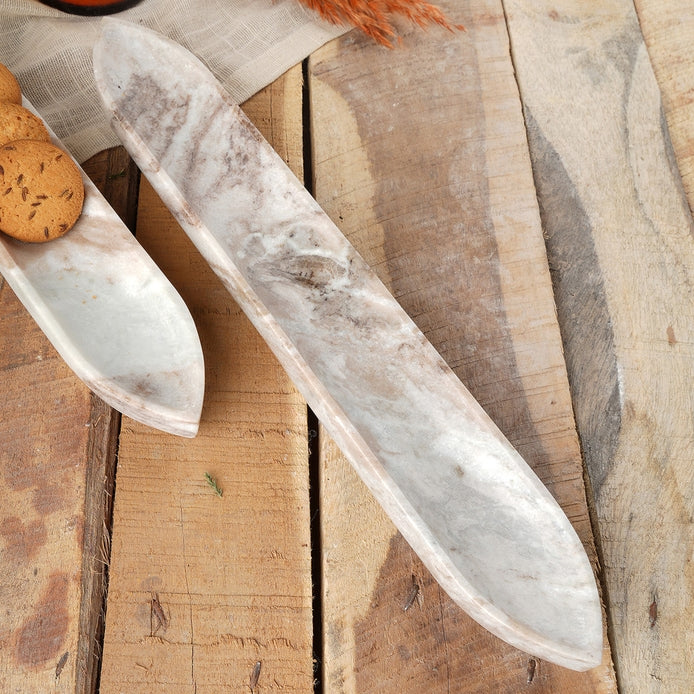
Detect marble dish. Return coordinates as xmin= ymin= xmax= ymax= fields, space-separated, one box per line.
xmin=0 ymin=98 xmax=205 ymax=437
xmin=94 ymin=18 xmax=603 ymax=669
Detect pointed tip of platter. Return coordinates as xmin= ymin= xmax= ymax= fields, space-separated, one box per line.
xmin=562 ymin=638 xmax=604 ymax=673
xmin=560 ymin=599 xmax=605 ymax=672
xmin=539 ymin=628 xmax=604 ymax=673
xmin=386 ymin=418 xmax=605 ymax=671
xmin=422 ymin=476 xmax=605 ymax=671
xmin=420 ymin=549 xmax=605 ymax=672
xmin=512 ymin=591 xmax=604 ymax=672
xmin=442 ymin=539 xmax=605 ymax=671
xmin=94 ymin=18 xmax=179 ymax=97
xmin=93 ymin=18 xmax=136 ymax=110
xmin=500 ymin=544 xmax=605 ymax=671
xmin=92 ymin=359 xmax=205 ymax=438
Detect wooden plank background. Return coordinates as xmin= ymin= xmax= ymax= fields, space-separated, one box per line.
xmin=635 ymin=0 xmax=694 ymax=214
xmin=503 ymin=1 xmax=694 ymax=691
xmin=2 ymin=0 xmax=694 ymax=691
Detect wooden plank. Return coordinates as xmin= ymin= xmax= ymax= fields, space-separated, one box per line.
xmin=309 ymin=1 xmax=616 ymax=691
xmin=0 ymin=279 xmax=92 ymax=693
xmin=634 ymin=0 xmax=694 ymax=213
xmin=98 ymin=64 xmax=314 ymax=693
xmin=0 ymin=148 xmax=132 ymax=692
xmin=77 ymin=148 xmax=139 ymax=694
xmin=503 ymin=1 xmax=694 ymax=691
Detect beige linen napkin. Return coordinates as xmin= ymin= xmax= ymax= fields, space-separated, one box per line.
xmin=0 ymin=0 xmax=346 ymax=162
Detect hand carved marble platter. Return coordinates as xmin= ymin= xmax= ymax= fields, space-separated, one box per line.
xmin=0 ymin=98 xmax=205 ymax=437
xmin=93 ymin=18 xmax=602 ymax=670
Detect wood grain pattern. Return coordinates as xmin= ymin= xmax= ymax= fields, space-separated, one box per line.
xmin=309 ymin=0 xmax=616 ymax=690
xmin=0 ymin=148 xmax=131 ymax=693
xmin=0 ymin=290 xmax=91 ymax=693
xmin=634 ymin=0 xmax=694 ymax=217
xmin=98 ymin=65 xmax=315 ymax=694
xmin=503 ymin=1 xmax=694 ymax=691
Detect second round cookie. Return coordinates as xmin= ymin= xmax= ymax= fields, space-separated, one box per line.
xmin=0 ymin=139 xmax=84 ymax=242
xmin=0 ymin=103 xmax=51 ymax=147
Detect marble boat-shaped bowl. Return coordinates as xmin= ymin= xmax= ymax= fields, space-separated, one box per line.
xmin=0 ymin=98 xmax=205 ymax=437
xmin=94 ymin=19 xmax=603 ymax=670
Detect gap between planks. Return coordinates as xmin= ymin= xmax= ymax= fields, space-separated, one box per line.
xmin=77 ymin=146 xmax=138 ymax=694
xmin=302 ymin=54 xmax=327 ymax=694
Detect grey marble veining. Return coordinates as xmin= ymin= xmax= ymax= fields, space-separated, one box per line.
xmin=94 ymin=19 xmax=602 ymax=669
xmin=0 ymin=98 xmax=204 ymax=437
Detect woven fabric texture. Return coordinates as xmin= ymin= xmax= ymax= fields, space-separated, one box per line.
xmin=0 ymin=0 xmax=346 ymax=161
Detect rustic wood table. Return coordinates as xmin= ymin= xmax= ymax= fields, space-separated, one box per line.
xmin=2 ymin=1 xmax=693 ymax=692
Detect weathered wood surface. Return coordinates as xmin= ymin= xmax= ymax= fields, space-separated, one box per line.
xmin=308 ymin=0 xmax=616 ymax=690
xmin=0 ymin=283 xmax=93 ymax=693
xmin=503 ymin=1 xmax=694 ymax=691
xmin=0 ymin=148 xmax=132 ymax=693
xmin=97 ymin=65 xmax=315 ymax=694
xmin=635 ymin=0 xmax=694 ymax=214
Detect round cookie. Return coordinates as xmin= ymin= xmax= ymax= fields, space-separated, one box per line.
xmin=0 ymin=139 xmax=84 ymax=243
xmin=0 ymin=64 xmax=21 ymax=105
xmin=0 ymin=102 xmax=50 ymax=147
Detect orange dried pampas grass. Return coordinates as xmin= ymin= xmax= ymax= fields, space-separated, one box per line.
xmin=298 ymin=0 xmax=464 ymax=47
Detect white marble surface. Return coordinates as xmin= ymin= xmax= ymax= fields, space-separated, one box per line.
xmin=0 ymin=98 xmax=204 ymax=437
xmin=94 ymin=19 xmax=602 ymax=669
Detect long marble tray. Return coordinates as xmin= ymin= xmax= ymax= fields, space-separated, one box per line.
xmin=0 ymin=98 xmax=205 ymax=437
xmin=93 ymin=18 xmax=602 ymax=669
